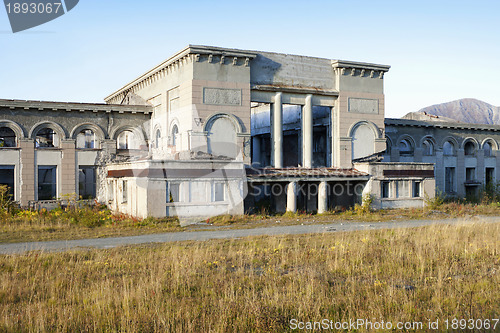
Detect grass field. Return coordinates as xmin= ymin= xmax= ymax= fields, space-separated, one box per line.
xmin=0 ymin=222 xmax=498 ymax=332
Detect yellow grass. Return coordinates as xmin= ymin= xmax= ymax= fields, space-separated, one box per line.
xmin=0 ymin=222 xmax=498 ymax=332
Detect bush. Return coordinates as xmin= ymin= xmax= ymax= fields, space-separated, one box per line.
xmin=0 ymin=185 xmax=15 ymax=214
xmin=424 ymin=190 xmax=445 ymax=210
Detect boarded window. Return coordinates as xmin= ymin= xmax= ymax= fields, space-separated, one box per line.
xmin=396 ymin=180 xmax=409 ymax=198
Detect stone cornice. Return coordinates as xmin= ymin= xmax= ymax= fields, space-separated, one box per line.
xmin=331 ymin=60 xmax=390 ymax=79
xmin=0 ymin=98 xmax=152 ymax=114
xmin=385 ymin=118 xmax=500 ymax=132
xmin=105 ymin=45 xmax=258 ymax=104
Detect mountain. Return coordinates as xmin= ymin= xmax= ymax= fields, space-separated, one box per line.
xmin=402 ymin=98 xmax=500 ymax=125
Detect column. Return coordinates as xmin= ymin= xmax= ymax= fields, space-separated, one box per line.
xmin=302 ymin=94 xmax=313 ymax=168
xmin=318 ymin=181 xmax=328 ymax=214
xmin=272 ymin=92 xmax=283 ymax=168
xmin=252 ymin=136 xmax=261 ymax=167
xmin=60 ymin=140 xmax=76 ymax=198
xmin=19 ymin=139 xmax=35 ymax=207
xmin=286 ymin=181 xmax=297 ymax=212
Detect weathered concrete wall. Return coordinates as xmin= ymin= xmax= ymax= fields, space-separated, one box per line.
xmin=0 ymin=100 xmax=151 ymax=205
xmin=385 ymin=119 xmax=500 ymax=198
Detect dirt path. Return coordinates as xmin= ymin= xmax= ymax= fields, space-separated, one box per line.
xmin=1 ymin=215 xmax=498 ymax=255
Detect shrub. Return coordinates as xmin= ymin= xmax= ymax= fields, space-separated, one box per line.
xmin=424 ymin=190 xmax=445 ymax=210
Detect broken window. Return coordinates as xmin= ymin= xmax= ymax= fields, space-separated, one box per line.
xmin=117 ymin=130 xmax=138 ymax=150
xmin=396 ymin=180 xmax=409 ymax=198
xmin=171 ymin=125 xmax=179 ymax=147
xmin=0 ymin=127 xmax=17 ymax=147
xmin=443 ymin=141 xmax=455 ymax=156
xmin=464 ymin=141 xmax=476 ymax=156
xmin=79 ymin=166 xmax=96 ymax=199
xmin=466 ymin=167 xmax=476 ymax=181
xmin=445 ymin=167 xmax=455 ymax=193
xmin=35 ymin=128 xmax=58 ymax=148
xmin=122 ymin=180 xmax=128 ymax=203
xmin=76 ymin=129 xmax=96 ymax=149
xmin=412 ymin=181 xmax=421 ymax=197
xmin=381 ymin=181 xmax=391 ymax=198
xmin=38 ymin=166 xmax=57 ymax=200
xmin=155 ymin=129 xmax=161 ymax=149
xmin=398 ymin=138 xmax=414 ymax=156
xmin=0 ymin=165 xmax=14 ymax=198
xmin=483 ymin=141 xmax=493 ymax=157
xmin=422 ymin=139 xmax=434 ymax=156
xmin=167 ymin=182 xmax=180 ymax=203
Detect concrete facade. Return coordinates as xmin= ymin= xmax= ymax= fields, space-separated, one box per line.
xmin=384 ymin=118 xmax=500 ymax=199
xmin=0 ymin=45 xmax=441 ymax=220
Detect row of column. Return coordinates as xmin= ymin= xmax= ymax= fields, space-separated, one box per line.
xmin=271 ymin=92 xmax=314 ymax=169
xmin=285 ymin=180 xmax=328 ymax=214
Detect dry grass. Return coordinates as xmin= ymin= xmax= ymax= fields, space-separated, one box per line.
xmin=0 ymin=222 xmax=498 ymax=332
xmin=2 ymin=199 xmax=500 ymax=244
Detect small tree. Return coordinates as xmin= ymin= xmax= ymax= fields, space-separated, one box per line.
xmin=0 ymin=185 xmax=14 ymax=214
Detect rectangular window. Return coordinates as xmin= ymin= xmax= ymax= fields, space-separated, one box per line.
xmin=445 ymin=167 xmax=455 ymax=193
xmin=381 ymin=181 xmax=391 ymax=198
xmin=466 ymin=167 xmax=476 ymax=181
xmin=396 ymin=180 xmax=409 ymax=198
xmin=213 ymin=182 xmax=225 ymax=202
xmin=78 ymin=166 xmax=96 ymax=199
xmin=122 ymin=180 xmax=128 ymax=203
xmin=167 ymin=182 xmax=180 ymax=203
xmin=412 ymin=181 xmax=421 ymax=198
xmin=38 ymin=166 xmax=57 ymax=200
xmin=0 ymin=165 xmax=15 ymax=199
xmin=486 ymin=168 xmax=495 ymax=186
xmin=107 ymin=181 xmax=114 ymax=202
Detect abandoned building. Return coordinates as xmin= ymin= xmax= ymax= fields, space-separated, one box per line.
xmin=11 ymin=44 xmax=499 ymax=222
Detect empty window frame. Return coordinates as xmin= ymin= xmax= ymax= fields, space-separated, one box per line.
xmin=398 ymin=139 xmax=414 ymax=156
xmin=412 ymin=181 xmax=421 ymax=198
xmin=0 ymin=165 xmax=15 ymax=198
xmin=466 ymin=167 xmax=476 ymax=181
xmin=122 ymin=180 xmax=128 ymax=203
xmin=464 ymin=141 xmax=476 ymax=156
xmin=422 ymin=139 xmax=434 ymax=156
xmin=486 ymin=168 xmax=495 ymax=187
xmin=483 ymin=141 xmax=493 ymax=157
xmin=35 ymin=128 xmax=59 ymax=148
xmin=79 ymin=166 xmax=96 ymax=199
xmin=38 ymin=166 xmax=57 ymax=200
xmin=445 ymin=167 xmax=456 ymax=193
xmin=381 ymin=181 xmax=391 ymax=198
xmin=76 ymin=129 xmax=97 ymax=149
xmin=443 ymin=141 xmax=455 ymax=156
xmin=0 ymin=127 xmax=17 ymax=147
xmin=167 ymin=182 xmax=180 ymax=203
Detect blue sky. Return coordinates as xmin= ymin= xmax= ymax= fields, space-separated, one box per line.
xmin=1 ymin=0 xmax=499 ymax=117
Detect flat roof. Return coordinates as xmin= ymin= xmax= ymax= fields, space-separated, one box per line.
xmin=385 ymin=118 xmax=500 ymax=132
xmin=0 ymin=98 xmax=152 ymax=114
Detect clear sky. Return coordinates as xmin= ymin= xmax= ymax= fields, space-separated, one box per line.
xmin=1 ymin=0 xmax=499 ymax=118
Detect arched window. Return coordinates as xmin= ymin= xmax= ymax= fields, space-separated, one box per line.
xmin=0 ymin=127 xmax=17 ymax=147
xmin=399 ymin=138 xmax=414 ymax=156
xmin=171 ymin=125 xmax=179 ymax=147
xmin=484 ymin=141 xmax=493 ymax=157
xmin=443 ymin=141 xmax=455 ymax=156
xmin=155 ymin=129 xmax=161 ymax=149
xmin=464 ymin=141 xmax=476 ymax=156
xmin=35 ymin=128 xmax=59 ymax=148
xmin=117 ymin=130 xmax=138 ymax=150
xmin=76 ymin=129 xmax=97 ymax=149
xmin=422 ymin=139 xmax=434 ymax=156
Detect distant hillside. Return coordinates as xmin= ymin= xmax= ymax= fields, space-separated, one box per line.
xmin=402 ymin=98 xmax=500 ymax=125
